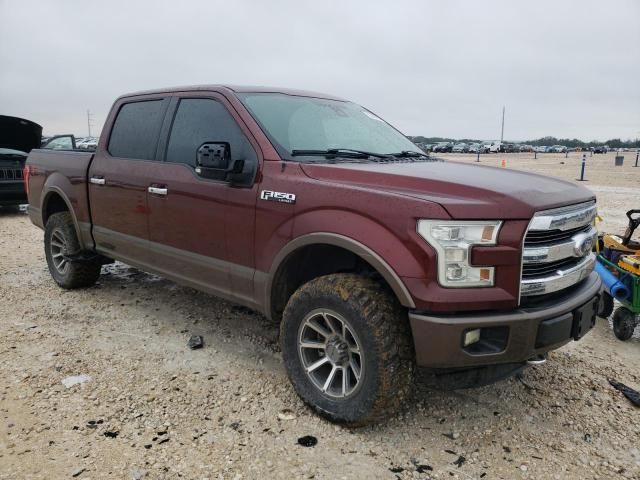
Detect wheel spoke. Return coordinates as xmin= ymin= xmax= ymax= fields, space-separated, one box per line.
xmin=323 ymin=312 xmax=339 ymax=334
xmin=50 ymin=240 xmax=64 ymax=249
xmin=58 ymin=259 xmax=67 ymax=271
xmin=322 ymin=365 xmax=338 ymax=392
xmin=341 ymin=366 xmax=348 ymax=397
xmin=300 ymin=341 xmax=325 ymax=350
xmin=307 ymin=319 xmax=331 ymax=338
xmin=306 ymin=356 xmax=330 ymax=373
xmin=52 ymin=252 xmax=64 ymax=259
xmin=349 ymin=358 xmax=361 ymax=380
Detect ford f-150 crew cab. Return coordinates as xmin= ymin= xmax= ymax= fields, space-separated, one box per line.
xmin=25 ymin=85 xmax=601 ymax=425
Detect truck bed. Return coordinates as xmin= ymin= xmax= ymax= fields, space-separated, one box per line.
xmin=26 ymin=149 xmax=95 ymax=248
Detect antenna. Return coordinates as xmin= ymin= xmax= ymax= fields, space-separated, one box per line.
xmin=87 ymin=109 xmax=94 ymax=138
xmin=500 ymin=106 xmax=505 ymax=143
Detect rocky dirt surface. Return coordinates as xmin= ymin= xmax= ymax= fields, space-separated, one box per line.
xmin=1 ymin=153 xmax=640 ymax=479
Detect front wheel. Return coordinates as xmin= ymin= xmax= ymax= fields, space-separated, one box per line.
xmin=44 ymin=212 xmax=101 ymax=289
xmin=612 ymin=306 xmax=636 ymax=341
xmin=281 ymin=274 xmax=415 ymax=425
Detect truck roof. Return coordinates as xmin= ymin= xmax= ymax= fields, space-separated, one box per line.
xmin=117 ymin=85 xmax=346 ymax=102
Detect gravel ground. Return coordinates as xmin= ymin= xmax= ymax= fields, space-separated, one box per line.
xmin=1 ymin=153 xmax=640 ymax=479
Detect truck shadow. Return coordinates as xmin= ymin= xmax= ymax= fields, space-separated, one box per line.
xmin=0 ymin=205 xmax=27 ymax=217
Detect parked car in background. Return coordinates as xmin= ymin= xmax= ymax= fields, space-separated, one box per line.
xmin=488 ymin=141 xmax=502 ymax=153
xmin=503 ymin=144 xmax=520 ymax=153
xmin=551 ymin=145 xmax=567 ymax=153
xmin=467 ymin=142 xmax=481 ymax=153
xmin=433 ymin=142 xmax=453 ymax=153
xmin=0 ymin=115 xmax=42 ymax=206
xmin=42 ymin=135 xmax=77 ymax=150
xmin=592 ymin=146 xmax=608 ymax=154
xmin=77 ymin=137 xmax=98 ymax=150
xmin=452 ymin=143 xmax=468 ymax=153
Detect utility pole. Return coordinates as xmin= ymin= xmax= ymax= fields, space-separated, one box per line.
xmin=87 ymin=110 xmax=94 ymax=138
xmin=500 ymin=106 xmax=505 ymax=143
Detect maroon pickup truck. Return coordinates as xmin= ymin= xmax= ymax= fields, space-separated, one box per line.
xmin=25 ymin=85 xmax=601 ymax=424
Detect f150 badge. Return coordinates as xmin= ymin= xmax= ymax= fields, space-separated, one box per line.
xmin=260 ymin=190 xmax=296 ymax=204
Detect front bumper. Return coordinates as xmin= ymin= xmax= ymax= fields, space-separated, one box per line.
xmin=0 ymin=182 xmax=27 ymax=206
xmin=409 ymin=272 xmax=602 ymax=368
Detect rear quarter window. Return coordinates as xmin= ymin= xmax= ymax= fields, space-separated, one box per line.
xmin=108 ymin=100 xmax=165 ymax=160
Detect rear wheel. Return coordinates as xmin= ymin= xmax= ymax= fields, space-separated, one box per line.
xmin=597 ymin=292 xmax=614 ymax=318
xmin=612 ymin=306 xmax=636 ymax=341
xmin=44 ymin=212 xmax=101 ymax=289
xmin=281 ymin=274 xmax=415 ymax=425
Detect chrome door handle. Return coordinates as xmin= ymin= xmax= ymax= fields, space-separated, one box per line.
xmin=90 ymin=176 xmax=105 ymax=185
xmin=148 ymin=186 xmax=168 ymax=195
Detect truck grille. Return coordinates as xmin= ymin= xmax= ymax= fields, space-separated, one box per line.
xmin=522 ymin=257 xmax=581 ymax=279
xmin=0 ymin=168 xmax=23 ymax=181
xmin=524 ymin=224 xmax=592 ymax=246
xmin=520 ymin=201 xmax=597 ymax=298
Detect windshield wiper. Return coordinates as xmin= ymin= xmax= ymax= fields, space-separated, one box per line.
xmin=290 ymin=148 xmax=392 ymax=159
xmin=389 ymin=150 xmax=430 ymax=158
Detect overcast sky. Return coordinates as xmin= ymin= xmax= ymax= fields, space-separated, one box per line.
xmin=1 ymin=0 xmax=638 ymax=141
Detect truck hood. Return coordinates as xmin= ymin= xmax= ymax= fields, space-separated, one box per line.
xmin=299 ymin=160 xmax=595 ymax=219
xmin=0 ymin=115 xmax=43 ymax=153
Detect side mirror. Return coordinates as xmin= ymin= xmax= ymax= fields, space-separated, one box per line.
xmin=197 ymin=142 xmax=230 ymax=169
xmin=195 ymin=142 xmax=245 ymax=182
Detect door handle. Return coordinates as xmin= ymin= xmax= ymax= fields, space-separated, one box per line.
xmin=90 ymin=176 xmax=105 ymax=185
xmin=148 ymin=186 xmax=168 ymax=196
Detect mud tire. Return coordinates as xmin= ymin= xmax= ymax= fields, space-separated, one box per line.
xmin=44 ymin=212 xmax=101 ymax=289
xmin=281 ymin=274 xmax=415 ymax=425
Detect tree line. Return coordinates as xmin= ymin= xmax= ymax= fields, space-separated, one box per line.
xmin=409 ymin=136 xmax=640 ymax=148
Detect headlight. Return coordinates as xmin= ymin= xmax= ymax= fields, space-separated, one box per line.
xmin=417 ymin=220 xmax=502 ymax=287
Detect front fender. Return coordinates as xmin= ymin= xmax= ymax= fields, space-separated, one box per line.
xmin=267 ymin=231 xmax=416 ymax=310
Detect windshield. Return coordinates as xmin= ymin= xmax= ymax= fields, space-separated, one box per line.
xmin=238 ymin=93 xmax=418 ymax=158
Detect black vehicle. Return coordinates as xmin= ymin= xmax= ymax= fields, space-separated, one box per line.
xmin=593 ymin=146 xmax=608 ymax=154
xmin=432 ymin=142 xmax=453 ymax=153
xmin=0 ymin=115 xmax=42 ymax=207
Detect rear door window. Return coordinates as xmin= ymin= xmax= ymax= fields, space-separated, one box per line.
xmin=108 ymin=100 xmax=165 ymax=160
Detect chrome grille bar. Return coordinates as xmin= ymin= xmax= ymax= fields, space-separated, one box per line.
xmin=521 ymin=201 xmax=596 ymax=297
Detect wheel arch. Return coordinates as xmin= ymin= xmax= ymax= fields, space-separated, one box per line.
xmin=265 ymin=233 xmax=415 ymax=322
xmin=41 ymin=187 xmax=83 ymax=248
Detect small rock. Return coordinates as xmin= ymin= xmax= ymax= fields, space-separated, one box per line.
xmin=188 ymin=335 xmax=204 ymax=350
xmin=62 ymin=375 xmax=91 ymax=388
xmin=131 ymin=469 xmax=145 ymax=480
xmin=278 ymin=409 xmax=296 ymax=421
xmin=297 ymin=435 xmax=318 ymax=447
xmin=71 ymin=467 xmax=86 ymax=477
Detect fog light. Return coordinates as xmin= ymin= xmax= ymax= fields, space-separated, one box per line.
xmin=446 ymin=264 xmax=465 ymax=280
xmin=463 ymin=328 xmax=481 ymax=346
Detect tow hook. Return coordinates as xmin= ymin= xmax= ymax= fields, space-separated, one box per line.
xmin=526 ymin=354 xmax=547 ymax=365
